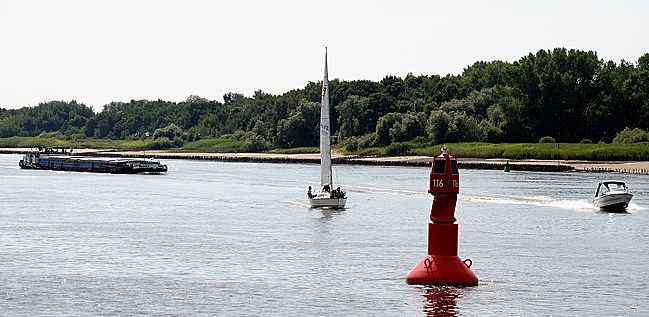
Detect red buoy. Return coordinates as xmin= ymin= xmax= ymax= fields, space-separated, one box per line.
xmin=406 ymin=147 xmax=478 ymax=286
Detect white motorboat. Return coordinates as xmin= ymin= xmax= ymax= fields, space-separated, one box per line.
xmin=593 ymin=181 xmax=633 ymax=210
xmin=308 ymin=48 xmax=347 ymax=209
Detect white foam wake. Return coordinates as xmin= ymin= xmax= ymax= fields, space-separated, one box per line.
xmin=460 ymin=193 xmax=608 ymax=212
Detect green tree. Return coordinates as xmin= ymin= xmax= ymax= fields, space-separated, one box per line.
xmin=375 ymin=113 xmax=400 ymax=145
xmin=426 ymin=110 xmax=451 ymax=144
xmin=336 ymin=95 xmax=369 ymax=140
xmin=508 ymin=48 xmax=601 ymax=142
xmin=275 ymin=99 xmax=319 ymax=148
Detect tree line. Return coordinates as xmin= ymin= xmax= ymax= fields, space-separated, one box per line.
xmin=1 ymin=48 xmax=648 ymax=151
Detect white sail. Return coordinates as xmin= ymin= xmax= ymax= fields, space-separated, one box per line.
xmin=320 ymin=47 xmax=332 ymax=188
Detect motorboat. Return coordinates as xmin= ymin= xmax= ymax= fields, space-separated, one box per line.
xmin=593 ymin=181 xmax=633 ymax=210
xmin=307 ymin=48 xmax=347 ymax=209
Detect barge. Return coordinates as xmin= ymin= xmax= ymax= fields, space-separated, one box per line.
xmin=19 ymin=148 xmax=168 ymax=174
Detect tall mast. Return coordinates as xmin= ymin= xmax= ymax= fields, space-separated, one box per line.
xmin=320 ymin=47 xmax=332 ymax=187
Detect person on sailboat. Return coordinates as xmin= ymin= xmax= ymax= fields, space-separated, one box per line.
xmin=332 ymin=186 xmax=346 ymax=198
xmin=307 ymin=186 xmax=315 ymax=199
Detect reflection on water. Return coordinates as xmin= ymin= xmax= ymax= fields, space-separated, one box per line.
xmin=421 ymin=286 xmax=460 ymax=316
xmin=316 ymin=208 xmax=344 ymax=220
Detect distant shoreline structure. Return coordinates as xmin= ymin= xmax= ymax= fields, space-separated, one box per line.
xmin=2 ymin=148 xmax=649 ymax=174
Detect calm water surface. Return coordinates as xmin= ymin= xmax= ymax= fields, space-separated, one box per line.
xmin=1 ymin=154 xmax=648 ymax=316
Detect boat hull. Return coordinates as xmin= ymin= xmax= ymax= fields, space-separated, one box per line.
xmin=309 ymin=197 xmax=347 ymax=209
xmin=593 ymin=193 xmax=633 ymax=210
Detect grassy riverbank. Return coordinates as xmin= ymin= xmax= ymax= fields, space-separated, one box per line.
xmin=335 ymin=141 xmax=649 ymax=161
xmin=410 ymin=142 xmax=649 ymax=161
xmin=2 ymin=136 xmax=649 ymax=161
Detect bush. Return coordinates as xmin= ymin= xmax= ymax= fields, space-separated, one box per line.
xmin=152 ymin=124 xmax=187 ymax=147
xmin=231 ymin=130 xmax=247 ymax=141
xmin=357 ymin=133 xmax=377 ymax=149
xmin=38 ymin=131 xmax=64 ymax=139
xmin=538 ymin=136 xmax=556 ymax=143
xmin=340 ymin=133 xmax=378 ymax=153
xmin=150 ymin=136 xmax=173 ymax=150
xmin=67 ymin=133 xmax=85 ymax=141
xmin=385 ymin=142 xmax=413 ymax=156
xmin=243 ymin=133 xmax=271 ymax=152
xmin=612 ymin=127 xmax=649 ymax=143
xmin=341 ymin=137 xmax=359 ymax=152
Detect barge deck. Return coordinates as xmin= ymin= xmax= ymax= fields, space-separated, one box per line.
xmin=19 ymin=149 xmax=167 ymax=174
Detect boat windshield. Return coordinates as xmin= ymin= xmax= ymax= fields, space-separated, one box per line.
xmin=605 ymin=182 xmax=627 ymax=192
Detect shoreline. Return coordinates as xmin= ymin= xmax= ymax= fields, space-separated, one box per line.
xmin=3 ymin=148 xmax=649 ymax=174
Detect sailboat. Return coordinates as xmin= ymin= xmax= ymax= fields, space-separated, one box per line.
xmin=308 ymin=48 xmax=347 ymax=208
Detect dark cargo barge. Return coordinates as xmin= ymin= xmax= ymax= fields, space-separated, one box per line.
xmin=19 ymin=148 xmax=167 ymax=174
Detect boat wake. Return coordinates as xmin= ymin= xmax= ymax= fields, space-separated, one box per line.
xmin=461 ymin=193 xmax=645 ymax=213
xmin=286 ymin=200 xmax=313 ymax=209
xmin=345 ymin=185 xmax=425 ymax=197
xmin=461 ymin=194 xmax=595 ymax=211
xmin=310 ymin=185 xmax=645 ymax=213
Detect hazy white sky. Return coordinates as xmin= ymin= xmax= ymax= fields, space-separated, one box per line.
xmin=1 ymin=0 xmax=648 ymax=110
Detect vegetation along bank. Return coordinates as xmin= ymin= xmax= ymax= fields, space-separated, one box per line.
xmin=1 ymin=48 xmax=648 ymax=163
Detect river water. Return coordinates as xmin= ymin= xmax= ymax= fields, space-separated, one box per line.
xmin=1 ymin=154 xmax=647 ymax=316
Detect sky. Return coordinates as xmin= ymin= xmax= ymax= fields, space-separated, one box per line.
xmin=1 ymin=0 xmax=648 ymax=111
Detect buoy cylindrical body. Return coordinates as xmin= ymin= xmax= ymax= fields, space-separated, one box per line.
xmin=430 ymin=193 xmax=458 ymax=224
xmin=406 ymin=147 xmax=478 ymax=286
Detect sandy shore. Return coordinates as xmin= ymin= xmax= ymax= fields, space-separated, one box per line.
xmin=3 ymin=147 xmax=649 ymax=174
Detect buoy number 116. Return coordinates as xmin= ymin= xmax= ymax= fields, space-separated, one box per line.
xmin=431 ymin=179 xmax=459 ymax=188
